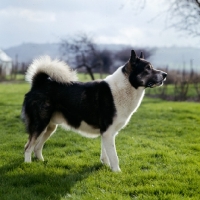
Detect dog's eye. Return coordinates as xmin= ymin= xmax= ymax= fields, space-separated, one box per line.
xmin=146 ymin=66 xmax=151 ymax=70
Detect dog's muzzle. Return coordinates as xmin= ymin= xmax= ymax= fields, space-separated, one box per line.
xmin=147 ymin=72 xmax=167 ymax=88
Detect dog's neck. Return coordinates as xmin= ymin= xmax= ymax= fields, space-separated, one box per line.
xmin=105 ymin=66 xmax=145 ymax=117
xmin=105 ymin=66 xmax=145 ymax=93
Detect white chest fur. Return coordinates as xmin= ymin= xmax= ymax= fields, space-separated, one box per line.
xmin=105 ymin=67 xmax=145 ymax=131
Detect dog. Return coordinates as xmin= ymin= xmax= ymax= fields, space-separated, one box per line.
xmin=22 ymin=50 xmax=167 ymax=172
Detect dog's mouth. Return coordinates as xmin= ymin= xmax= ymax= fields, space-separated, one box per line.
xmin=147 ymin=80 xmax=164 ymax=88
xmin=147 ymin=74 xmax=167 ymax=88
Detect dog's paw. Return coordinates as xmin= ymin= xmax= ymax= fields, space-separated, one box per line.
xmin=100 ymin=157 xmax=110 ymax=166
xmin=111 ymin=166 xmax=121 ymax=172
xmin=34 ymin=150 xmax=44 ymax=161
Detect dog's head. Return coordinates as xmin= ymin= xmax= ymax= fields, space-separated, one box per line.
xmin=122 ymin=50 xmax=167 ymax=89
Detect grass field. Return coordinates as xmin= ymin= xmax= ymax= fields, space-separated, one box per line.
xmin=0 ymin=81 xmax=200 ymax=200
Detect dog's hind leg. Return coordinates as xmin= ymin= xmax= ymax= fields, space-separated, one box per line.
xmin=24 ymin=127 xmax=48 ymax=162
xmin=34 ymin=122 xmax=57 ymax=161
xmin=24 ymin=134 xmax=37 ymax=162
xmin=101 ymin=131 xmax=121 ymax=172
xmin=24 ymin=127 xmax=49 ymax=162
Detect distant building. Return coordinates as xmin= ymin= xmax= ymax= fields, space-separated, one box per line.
xmin=0 ymin=49 xmax=12 ymax=76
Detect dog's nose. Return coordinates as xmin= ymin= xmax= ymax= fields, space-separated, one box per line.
xmin=162 ymin=72 xmax=167 ymax=79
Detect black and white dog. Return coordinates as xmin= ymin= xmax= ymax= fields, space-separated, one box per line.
xmin=22 ymin=50 xmax=167 ymax=172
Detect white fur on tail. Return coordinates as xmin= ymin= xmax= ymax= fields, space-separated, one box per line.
xmin=26 ymin=56 xmax=78 ymax=84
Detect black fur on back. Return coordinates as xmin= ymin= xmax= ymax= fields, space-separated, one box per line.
xmin=22 ymin=72 xmax=116 ymax=137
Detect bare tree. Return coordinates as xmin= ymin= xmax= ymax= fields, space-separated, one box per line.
xmin=166 ymin=0 xmax=200 ymax=37
xmin=60 ymin=33 xmax=103 ymax=80
xmin=128 ymin=0 xmax=200 ymax=37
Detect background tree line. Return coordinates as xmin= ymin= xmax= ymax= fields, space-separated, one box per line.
xmin=1 ymin=32 xmax=200 ymax=102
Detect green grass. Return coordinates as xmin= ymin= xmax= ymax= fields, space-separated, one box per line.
xmin=0 ymin=82 xmax=200 ymax=200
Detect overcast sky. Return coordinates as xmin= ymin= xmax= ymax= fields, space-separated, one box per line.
xmin=1 ymin=0 xmax=200 ymax=49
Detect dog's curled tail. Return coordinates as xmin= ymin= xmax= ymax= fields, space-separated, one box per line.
xmin=25 ymin=56 xmax=78 ymax=85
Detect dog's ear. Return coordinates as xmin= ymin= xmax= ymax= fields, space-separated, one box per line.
xmin=140 ymin=52 xmax=144 ymax=59
xmin=130 ymin=50 xmax=137 ymax=63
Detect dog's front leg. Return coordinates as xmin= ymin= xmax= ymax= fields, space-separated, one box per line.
xmin=101 ymin=132 xmax=121 ymax=172
xmin=100 ymin=141 xmax=110 ymax=166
